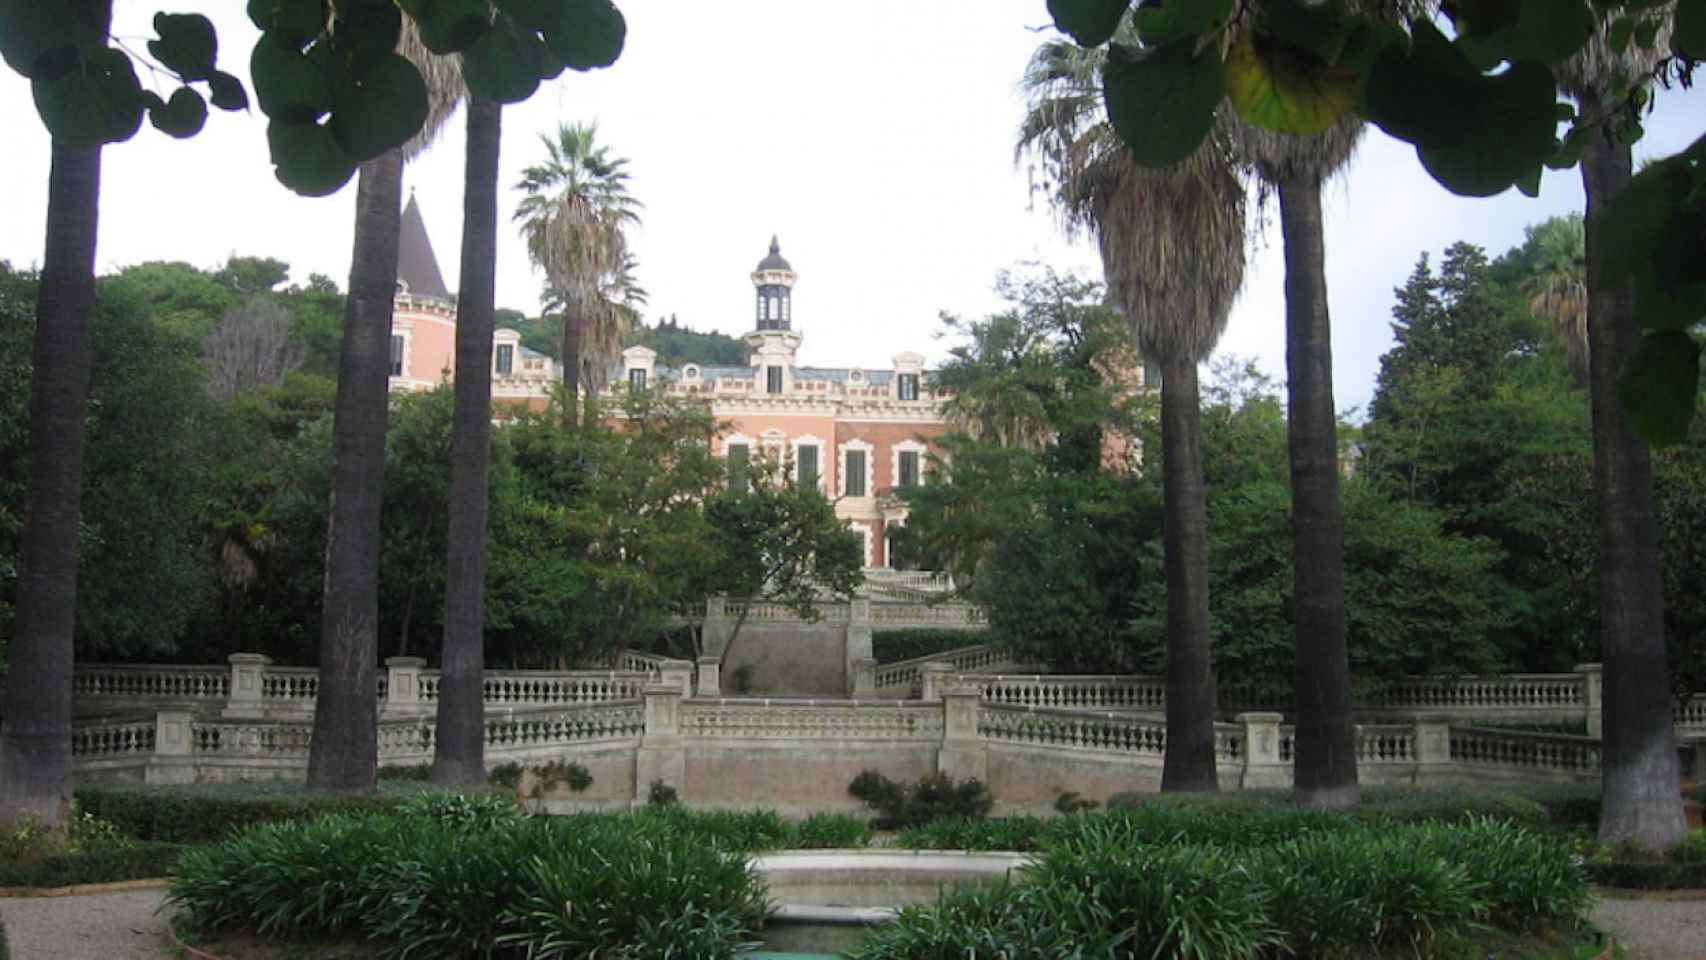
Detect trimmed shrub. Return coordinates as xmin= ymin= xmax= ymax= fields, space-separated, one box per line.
xmin=850 ymin=882 xmax=1129 ymax=960
xmin=1586 ymin=859 xmax=1706 ymax=889
xmin=74 ymin=781 xmax=493 ymax=844
xmin=871 ymin=628 xmax=987 ymax=664
xmin=792 ymin=812 xmax=872 ymax=849
xmin=0 ymin=841 xmax=191 ymax=887
xmin=647 ymin=779 xmax=679 ymax=807
xmin=896 ymin=815 xmax=1051 ymax=852
xmin=849 ymin=770 xmax=992 ymax=828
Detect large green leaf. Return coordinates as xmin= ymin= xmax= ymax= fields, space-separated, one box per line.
xmin=328 ymin=52 xmax=428 ymax=161
xmin=1678 ymin=0 xmax=1706 ymax=59
xmin=1362 ymin=19 xmax=1480 ymax=149
xmin=402 ymin=0 xmax=491 ymax=55
xmin=251 ymin=37 xmax=331 ymax=123
xmin=267 ymin=118 xmax=357 ymax=196
xmin=462 ymin=17 xmax=543 ymax=104
xmin=331 ymin=0 xmax=402 ymax=76
xmin=1224 ymin=30 xmax=1359 ymax=135
xmin=207 ymin=70 xmax=250 ymax=111
xmin=1596 ymin=142 xmax=1706 ymax=332
xmin=31 ymin=47 xmax=145 ymax=147
xmin=1617 ymin=330 xmax=1701 ymax=447
xmin=247 ymin=0 xmax=326 ymax=46
xmin=1451 ymin=0 xmax=1593 ymax=65
xmin=1048 ymin=0 xmax=1130 ymax=47
xmin=148 ymin=12 xmax=217 ymax=82
xmin=0 ymin=0 xmax=101 ymax=80
xmin=1101 ymin=38 xmax=1225 ymax=168
xmin=1414 ymin=60 xmax=1558 ymax=196
xmin=147 ymin=86 xmax=208 ymax=138
xmin=540 ymin=0 xmax=626 ymax=70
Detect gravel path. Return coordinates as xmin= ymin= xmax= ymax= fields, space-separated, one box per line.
xmin=3 ymin=885 xmax=1705 ymax=959
xmin=1590 ymin=891 xmax=1706 ymax=960
xmin=1 ymin=886 xmax=173 ymax=959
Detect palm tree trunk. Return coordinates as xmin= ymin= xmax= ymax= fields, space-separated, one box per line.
xmin=0 ymin=107 xmax=107 ymax=827
xmin=1279 ymin=174 xmax=1359 ymax=807
xmin=1158 ymin=355 xmax=1219 ymax=792
xmin=433 ymin=96 xmax=502 ymax=786
xmin=307 ymin=150 xmax=405 ymax=792
xmin=562 ymin=312 xmax=582 ymax=429
xmin=1579 ymin=91 xmax=1686 ymax=849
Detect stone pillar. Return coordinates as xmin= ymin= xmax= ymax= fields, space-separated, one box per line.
xmin=1236 ymin=712 xmax=1289 ymax=789
xmin=846 ymin=596 xmax=873 ymax=661
xmin=223 ymin=653 xmax=271 ymax=719
xmin=659 ymin=658 xmax=695 ymax=699
xmin=937 ymin=684 xmax=988 ymax=784
xmin=702 ymin=596 xmax=732 ymax=657
xmin=694 ymin=657 xmax=721 ymax=697
xmin=383 ymin=656 xmax=428 ymax=718
xmin=1411 ymin=715 xmax=1452 ymax=786
xmin=850 ymin=658 xmax=878 ymax=698
xmin=921 ymin=662 xmax=954 ymax=702
xmin=1576 ymin=663 xmax=1603 ymax=739
xmin=147 ymin=710 xmax=196 ymax=785
xmin=635 ymin=684 xmax=686 ymax=806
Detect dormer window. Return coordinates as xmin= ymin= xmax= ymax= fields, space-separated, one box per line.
xmin=767 ymin=366 xmax=783 ymax=394
xmin=630 ymin=368 xmax=647 ymax=392
xmin=496 ymin=344 xmax=513 ymax=375
xmin=898 ymin=373 xmax=919 ymax=401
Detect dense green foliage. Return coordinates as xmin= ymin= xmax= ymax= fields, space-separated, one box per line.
xmin=628 ymin=314 xmax=748 ymax=367
xmin=0 ymin=840 xmax=190 ymax=888
xmin=871 ymin=628 xmax=989 ymax=664
xmin=848 ymin=770 xmax=994 ymax=829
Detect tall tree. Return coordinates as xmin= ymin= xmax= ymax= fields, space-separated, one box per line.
xmin=1521 ymin=214 xmax=1590 ymax=384
xmin=1232 ymin=109 xmax=1365 ymax=807
xmin=1556 ymin=9 xmax=1689 ymax=849
xmin=0 ymin=0 xmax=112 ymax=827
xmin=514 ymin=123 xmax=642 ymax=425
xmin=432 ymin=94 xmax=502 ymax=786
xmin=307 ymin=27 xmax=463 ymax=791
xmin=1019 ymin=37 xmax=1246 ymax=792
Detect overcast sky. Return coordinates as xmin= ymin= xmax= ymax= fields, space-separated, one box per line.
xmin=2 ymin=2 xmax=1702 ymax=416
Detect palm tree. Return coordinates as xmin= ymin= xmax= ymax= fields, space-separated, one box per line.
xmin=514 ymin=123 xmax=642 ymax=426
xmin=1019 ymin=37 xmax=1247 ymax=792
xmin=1522 ymin=214 xmax=1589 ymax=383
xmin=432 ymin=92 xmax=502 ymax=787
xmin=1230 ymin=111 xmax=1366 ymax=807
xmin=0 ymin=0 xmax=111 ymax=830
xmin=307 ymin=25 xmax=465 ymax=792
xmin=1554 ymin=6 xmax=1688 ymax=850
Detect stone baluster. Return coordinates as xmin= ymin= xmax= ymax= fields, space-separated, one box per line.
xmin=1236 ymin=712 xmax=1288 ymax=789
xmin=383 ymin=656 xmax=427 ymax=718
xmin=223 ymin=653 xmax=271 ymax=719
xmin=850 ymin=658 xmax=877 ymax=698
xmin=635 ymin=683 xmax=686 ymax=806
xmin=937 ymin=684 xmax=988 ymax=784
xmin=1412 ymin=715 xmax=1452 ymax=785
xmin=693 ymin=657 xmax=721 ymax=697
xmin=1576 ymin=663 xmax=1603 ymax=738
xmin=921 ymin=662 xmax=954 ymax=702
xmin=147 ymin=710 xmax=195 ymax=785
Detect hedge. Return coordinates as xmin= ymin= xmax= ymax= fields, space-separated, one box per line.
xmin=871 ymin=628 xmax=988 ymax=664
xmin=0 ymin=842 xmax=191 ymax=887
xmin=74 ymin=781 xmax=509 ymax=845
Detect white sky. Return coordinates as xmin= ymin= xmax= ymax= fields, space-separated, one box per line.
xmin=2 ymin=2 xmax=1702 ymax=416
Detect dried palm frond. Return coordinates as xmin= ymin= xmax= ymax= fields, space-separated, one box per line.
xmin=396 ymin=18 xmax=466 ymax=162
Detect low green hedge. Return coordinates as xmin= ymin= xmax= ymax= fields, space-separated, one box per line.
xmin=74 ymin=781 xmax=508 ymax=844
xmin=871 ymin=628 xmax=987 ymax=664
xmin=0 ymin=841 xmax=191 ymax=887
xmin=1586 ymin=859 xmax=1706 ymax=889
xmin=1105 ymin=784 xmax=1600 ymax=830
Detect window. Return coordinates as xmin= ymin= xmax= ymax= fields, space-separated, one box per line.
xmin=496 ymin=344 xmax=513 ymax=375
xmin=629 ymin=368 xmax=647 ymax=392
xmin=796 ymin=445 xmax=818 ymax=489
xmin=898 ymin=373 xmax=919 ymax=401
xmin=390 ymin=335 xmax=404 ymax=377
xmin=898 ymin=450 xmax=919 ymax=488
xmin=767 ymin=365 xmax=783 ymax=394
xmin=844 ymin=450 xmax=866 ymax=497
xmin=727 ymin=443 xmax=750 ymax=494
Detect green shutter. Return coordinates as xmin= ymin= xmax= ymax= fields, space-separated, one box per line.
xmin=728 ymin=443 xmax=749 ymax=494
xmin=899 ymin=450 xmax=918 ymax=488
xmin=845 ymin=450 xmax=866 ymax=496
xmin=798 ymin=445 xmax=818 ymax=489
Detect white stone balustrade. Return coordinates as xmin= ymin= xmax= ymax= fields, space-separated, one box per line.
xmin=973 ymin=675 xmax=1166 ymax=712
xmin=977 ymin=704 xmax=1169 ymax=758
xmin=679 ymin=698 xmax=945 ymax=741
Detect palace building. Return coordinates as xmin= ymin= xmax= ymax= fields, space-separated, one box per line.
xmin=386 ymin=199 xmax=948 ymax=568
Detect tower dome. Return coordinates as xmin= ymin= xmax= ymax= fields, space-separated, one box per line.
xmin=751 ymin=235 xmax=796 ymax=331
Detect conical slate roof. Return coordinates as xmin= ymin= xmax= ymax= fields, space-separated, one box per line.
xmin=397 ymin=193 xmax=452 ymax=301
xmin=755 ymin=235 xmax=792 ymax=272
